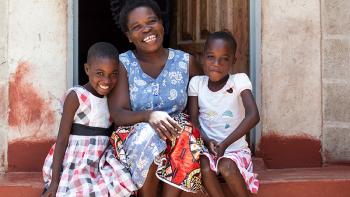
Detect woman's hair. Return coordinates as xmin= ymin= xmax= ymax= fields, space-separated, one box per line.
xmin=87 ymin=42 xmax=119 ymax=64
xmin=119 ymin=0 xmax=162 ymax=33
xmin=204 ymin=31 xmax=237 ymax=54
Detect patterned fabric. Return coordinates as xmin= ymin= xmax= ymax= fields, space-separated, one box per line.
xmin=69 ymin=86 xmax=111 ymax=128
xmin=110 ymin=113 xmax=203 ymax=192
xmin=70 ymin=86 xmax=92 ymax=126
xmin=202 ymin=148 xmax=259 ymax=193
xmin=43 ymin=86 xmax=137 ymax=196
xmin=110 ymin=49 xmax=202 ymax=192
xmin=119 ymin=48 xmax=189 ymax=116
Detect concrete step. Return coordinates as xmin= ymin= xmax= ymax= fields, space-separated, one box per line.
xmin=182 ymin=165 xmax=350 ymax=197
xmin=0 ymin=172 xmax=43 ymax=197
xmin=1 ymin=166 xmax=350 ymax=197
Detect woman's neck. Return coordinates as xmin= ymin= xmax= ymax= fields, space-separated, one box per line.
xmin=134 ymin=47 xmax=167 ymax=63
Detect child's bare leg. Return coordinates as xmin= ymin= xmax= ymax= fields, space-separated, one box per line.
xmin=217 ymin=158 xmax=249 ymax=197
xmin=162 ymin=183 xmax=182 ymax=197
xmin=200 ymin=156 xmax=225 ymax=197
xmin=138 ymin=163 xmax=159 ymax=197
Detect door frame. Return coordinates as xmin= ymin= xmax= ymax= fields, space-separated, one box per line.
xmin=67 ymin=0 xmax=79 ymax=87
xmin=249 ymin=0 xmax=262 ymax=152
xmin=67 ymin=0 xmax=262 ymax=151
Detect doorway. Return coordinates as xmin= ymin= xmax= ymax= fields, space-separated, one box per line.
xmin=74 ymin=0 xmax=260 ymax=151
xmin=78 ymin=0 xmax=171 ymax=85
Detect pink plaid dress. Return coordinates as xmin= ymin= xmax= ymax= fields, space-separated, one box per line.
xmin=42 ymin=86 xmax=137 ymax=196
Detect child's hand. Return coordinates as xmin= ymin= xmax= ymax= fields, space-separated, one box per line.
xmin=206 ymin=140 xmax=218 ymax=157
xmin=42 ymin=183 xmax=58 ymax=197
xmin=215 ymin=143 xmax=226 ymax=158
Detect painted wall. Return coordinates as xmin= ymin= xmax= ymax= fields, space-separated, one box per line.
xmin=259 ymin=0 xmax=323 ymax=168
xmin=0 ymin=0 xmax=9 ymax=173
xmin=0 ymin=0 xmax=349 ymax=172
xmin=0 ymin=0 xmax=68 ymax=172
xmin=321 ymin=0 xmax=350 ymax=163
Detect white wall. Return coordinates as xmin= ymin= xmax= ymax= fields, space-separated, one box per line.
xmin=0 ymin=0 xmax=9 ymax=172
xmin=0 ymin=0 xmax=69 ymax=172
xmin=261 ymin=0 xmax=322 ymax=139
xmin=7 ymin=0 xmax=68 ymax=141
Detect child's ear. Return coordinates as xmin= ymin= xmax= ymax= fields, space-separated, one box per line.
xmin=200 ymin=53 xmax=205 ymax=66
xmin=125 ymin=32 xmax=132 ymax=43
xmin=232 ymin=55 xmax=237 ymax=64
xmin=84 ymin=63 xmax=90 ymax=75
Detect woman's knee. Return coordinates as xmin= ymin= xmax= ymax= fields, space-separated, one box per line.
xmin=217 ymin=158 xmax=240 ymax=178
xmin=133 ymin=123 xmax=160 ymax=141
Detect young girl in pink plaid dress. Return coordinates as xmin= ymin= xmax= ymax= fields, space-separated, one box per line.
xmin=42 ymin=42 xmax=137 ymax=197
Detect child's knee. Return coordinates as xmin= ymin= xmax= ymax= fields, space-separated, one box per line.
xmin=217 ymin=158 xmax=239 ymax=177
xmin=200 ymin=156 xmax=212 ymax=174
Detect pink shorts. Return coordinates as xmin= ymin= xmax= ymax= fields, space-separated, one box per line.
xmin=202 ymin=148 xmax=259 ymax=193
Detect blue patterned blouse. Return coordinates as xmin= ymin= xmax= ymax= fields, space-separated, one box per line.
xmin=119 ymin=48 xmax=189 ymax=116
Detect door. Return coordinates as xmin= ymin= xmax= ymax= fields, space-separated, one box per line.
xmin=170 ymin=0 xmax=252 ymax=147
xmin=170 ymin=0 xmax=249 ymax=74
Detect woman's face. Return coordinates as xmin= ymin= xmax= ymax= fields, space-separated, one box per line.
xmin=126 ymin=6 xmax=164 ymax=53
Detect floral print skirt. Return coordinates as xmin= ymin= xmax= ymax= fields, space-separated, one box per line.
xmin=110 ymin=113 xmax=203 ymax=193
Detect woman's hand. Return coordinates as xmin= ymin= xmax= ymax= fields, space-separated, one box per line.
xmin=147 ymin=111 xmax=182 ymax=141
xmin=41 ymin=183 xmax=58 ymax=197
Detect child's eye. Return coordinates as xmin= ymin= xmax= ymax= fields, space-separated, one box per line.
xmin=96 ymin=72 xmax=103 ymax=76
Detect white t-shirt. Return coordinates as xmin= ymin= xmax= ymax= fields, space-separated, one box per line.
xmin=188 ymin=73 xmax=252 ymax=152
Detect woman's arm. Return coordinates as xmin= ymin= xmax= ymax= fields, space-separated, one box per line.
xmin=43 ymin=91 xmax=79 ymax=196
xmin=188 ymin=54 xmax=203 ymax=78
xmin=108 ymin=64 xmax=150 ymax=125
xmin=108 ymin=64 xmax=181 ymax=140
xmin=217 ymin=89 xmax=260 ymax=157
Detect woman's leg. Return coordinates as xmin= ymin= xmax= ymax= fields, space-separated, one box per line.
xmin=200 ymin=156 xmax=225 ymax=197
xmin=138 ymin=163 xmax=160 ymax=197
xmin=157 ymin=117 xmax=202 ymax=194
xmin=122 ymin=123 xmax=166 ymax=197
xmin=162 ymin=183 xmax=182 ymax=197
xmin=217 ymin=158 xmax=249 ymax=197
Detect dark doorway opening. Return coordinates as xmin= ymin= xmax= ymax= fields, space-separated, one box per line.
xmin=78 ymin=0 xmax=171 ymax=85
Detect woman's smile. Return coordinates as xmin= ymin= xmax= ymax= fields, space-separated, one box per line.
xmin=143 ymin=34 xmax=157 ymax=43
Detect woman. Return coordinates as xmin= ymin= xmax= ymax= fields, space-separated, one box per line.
xmin=108 ymin=0 xmax=203 ymax=196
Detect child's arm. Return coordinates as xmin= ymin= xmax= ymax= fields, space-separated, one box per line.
xmin=43 ymin=91 xmax=79 ymax=197
xmin=216 ymin=89 xmax=260 ymax=158
xmin=188 ymin=96 xmax=218 ymax=156
xmin=188 ymin=96 xmax=200 ymax=129
xmin=188 ymin=96 xmax=210 ymax=142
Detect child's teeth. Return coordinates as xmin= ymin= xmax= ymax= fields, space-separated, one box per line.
xmin=100 ymin=85 xmax=108 ymax=89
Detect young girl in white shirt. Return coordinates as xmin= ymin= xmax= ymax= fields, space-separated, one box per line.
xmin=188 ymin=31 xmax=260 ymax=197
